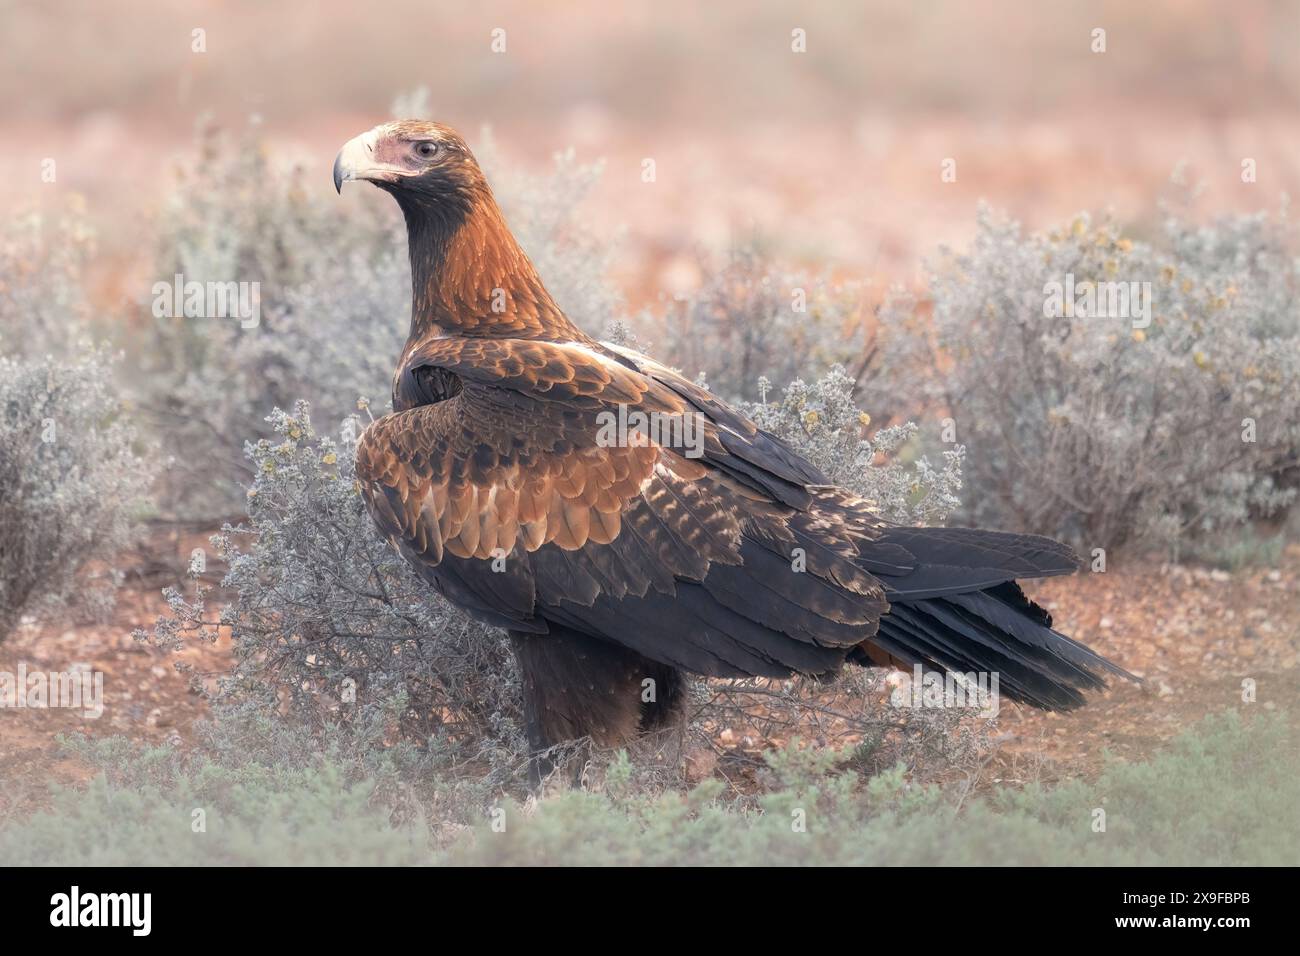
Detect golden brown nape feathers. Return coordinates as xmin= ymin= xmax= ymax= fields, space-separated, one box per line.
xmin=334 ymin=120 xmax=583 ymax=342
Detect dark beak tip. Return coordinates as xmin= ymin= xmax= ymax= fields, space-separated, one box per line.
xmin=332 ymin=152 xmax=345 ymax=194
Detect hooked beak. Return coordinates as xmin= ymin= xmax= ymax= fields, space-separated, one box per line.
xmin=333 ymin=129 xmax=402 ymax=194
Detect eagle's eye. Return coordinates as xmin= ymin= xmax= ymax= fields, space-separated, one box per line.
xmin=413 ymin=141 xmax=439 ymax=160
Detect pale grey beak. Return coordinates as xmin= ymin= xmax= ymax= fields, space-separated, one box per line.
xmin=333 ymin=129 xmax=388 ymax=194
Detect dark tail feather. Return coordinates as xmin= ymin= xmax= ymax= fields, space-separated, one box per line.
xmin=854 ymin=527 xmax=1139 ymax=710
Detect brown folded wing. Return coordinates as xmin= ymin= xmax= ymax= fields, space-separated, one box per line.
xmin=356 ymin=338 xmax=889 ymax=675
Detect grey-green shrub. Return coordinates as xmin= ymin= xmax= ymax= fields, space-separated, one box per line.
xmin=137 ymin=401 xmax=528 ymax=782
xmin=133 ymin=120 xmax=401 ymax=516
xmin=654 ymin=242 xmax=870 ymax=402
xmin=0 ymin=201 xmax=98 ymax=359
xmin=0 ymin=347 xmax=152 ymax=641
xmin=743 ymin=365 xmax=963 ymax=525
xmin=869 ymin=202 xmax=1300 ymax=553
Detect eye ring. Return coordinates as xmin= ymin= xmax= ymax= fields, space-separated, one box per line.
xmin=414 ymin=141 xmax=439 ymax=159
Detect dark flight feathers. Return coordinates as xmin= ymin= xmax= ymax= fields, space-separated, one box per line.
xmin=357 ymin=336 xmax=1134 ymax=710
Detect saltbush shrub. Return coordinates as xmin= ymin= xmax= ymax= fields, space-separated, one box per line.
xmin=132 ymin=120 xmax=400 ymax=516
xmin=0 ymin=201 xmax=97 ymax=359
xmin=654 ymin=243 xmax=871 ymax=402
xmin=743 ymin=366 xmax=963 ymax=525
xmin=137 ymin=402 xmax=528 ymax=783
xmin=869 ymin=201 xmax=1300 ymax=553
xmin=0 ymin=348 xmax=152 ymax=641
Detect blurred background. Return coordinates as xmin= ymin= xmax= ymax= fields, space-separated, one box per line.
xmin=4 ymin=0 xmax=1300 ymax=301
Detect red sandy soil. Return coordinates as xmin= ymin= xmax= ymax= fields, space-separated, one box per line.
xmin=2 ymin=526 xmax=1295 ymax=816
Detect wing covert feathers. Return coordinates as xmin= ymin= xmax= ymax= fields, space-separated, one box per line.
xmin=357 ymin=335 xmax=1131 ymax=707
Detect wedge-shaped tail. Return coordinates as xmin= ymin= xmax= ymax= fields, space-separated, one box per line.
xmin=852 ymin=527 xmax=1138 ymax=709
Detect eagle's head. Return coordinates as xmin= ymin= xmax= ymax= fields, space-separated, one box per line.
xmin=333 ymin=120 xmax=487 ymax=218
xmin=332 ymin=119 xmax=578 ymax=338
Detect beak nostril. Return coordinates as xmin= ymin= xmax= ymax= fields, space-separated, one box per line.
xmin=334 ymin=130 xmax=399 ymax=195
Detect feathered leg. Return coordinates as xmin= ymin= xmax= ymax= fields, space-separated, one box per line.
xmin=508 ymin=627 xmax=684 ymax=785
